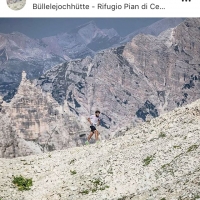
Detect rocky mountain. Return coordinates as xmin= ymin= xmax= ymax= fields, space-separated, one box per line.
xmin=0 ymin=21 xmax=121 ymax=103
xmin=41 ymin=21 xmax=121 ymax=59
xmin=0 ymin=19 xmax=183 ymax=102
xmin=38 ymin=18 xmax=200 ymax=135
xmin=121 ymin=18 xmax=184 ymax=43
xmin=0 ymin=97 xmax=200 ymax=200
xmin=0 ymin=32 xmax=66 ymax=102
xmin=42 ymin=19 xmax=184 ymax=59
xmin=0 ymin=71 xmax=94 ymax=158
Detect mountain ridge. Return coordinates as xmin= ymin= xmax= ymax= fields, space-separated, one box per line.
xmin=38 ymin=18 xmax=200 ymax=133
xmin=0 ymin=18 xmax=184 ymax=102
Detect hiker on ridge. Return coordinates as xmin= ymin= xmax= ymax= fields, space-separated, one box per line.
xmin=85 ymin=110 xmax=101 ymax=144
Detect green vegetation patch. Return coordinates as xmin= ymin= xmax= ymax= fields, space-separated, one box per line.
xmin=187 ymin=145 xmax=199 ymax=153
xmin=193 ymin=194 xmax=200 ymax=199
xmin=156 ymin=153 xmax=184 ymax=177
xmin=160 ymin=163 xmax=174 ymax=176
xmin=12 ymin=175 xmax=33 ymax=191
xmin=159 ymin=132 xmax=166 ymax=138
xmin=79 ymin=178 xmax=109 ymax=195
xmin=117 ymin=193 xmax=136 ymax=200
xmin=117 ymin=197 xmax=127 ymax=200
xmin=143 ymin=154 xmax=155 ymax=166
xmin=69 ymin=158 xmax=76 ymax=165
xmin=79 ymin=189 xmax=89 ymax=195
xmin=90 ymin=178 xmax=109 ymax=192
xmin=173 ymin=145 xmax=181 ymax=149
xmin=70 ymin=170 xmax=77 ymax=175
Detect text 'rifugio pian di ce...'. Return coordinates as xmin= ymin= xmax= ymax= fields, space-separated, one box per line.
xmin=33 ymin=3 xmax=164 ymax=11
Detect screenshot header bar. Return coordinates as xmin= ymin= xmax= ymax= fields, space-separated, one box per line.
xmin=1 ymin=0 xmax=199 ymax=17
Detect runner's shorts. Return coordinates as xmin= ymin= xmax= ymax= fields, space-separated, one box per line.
xmin=90 ymin=125 xmax=96 ymax=132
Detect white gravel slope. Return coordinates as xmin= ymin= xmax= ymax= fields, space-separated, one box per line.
xmin=0 ymin=99 xmax=200 ymax=200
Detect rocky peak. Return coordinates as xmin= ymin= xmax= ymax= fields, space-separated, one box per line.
xmin=70 ymin=20 xmax=98 ymax=34
xmin=121 ymin=18 xmax=184 ymax=43
xmin=0 ymin=71 xmax=90 ymax=158
xmin=75 ymin=21 xmax=120 ymax=45
xmin=0 ymin=19 xmax=184 ymax=103
xmin=38 ymin=18 xmax=200 ymax=135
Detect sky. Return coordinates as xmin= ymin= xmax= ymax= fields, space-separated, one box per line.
xmin=0 ymin=18 xmax=163 ymax=38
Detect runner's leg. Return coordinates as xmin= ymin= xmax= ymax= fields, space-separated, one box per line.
xmin=88 ymin=131 xmax=94 ymax=141
xmin=94 ymin=130 xmax=99 ymax=141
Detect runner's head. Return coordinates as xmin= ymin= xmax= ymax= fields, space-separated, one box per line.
xmin=95 ymin=110 xmax=100 ymax=117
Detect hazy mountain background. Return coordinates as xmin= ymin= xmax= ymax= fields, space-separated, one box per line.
xmin=0 ymin=18 xmax=184 ymax=102
xmin=0 ymin=18 xmax=164 ymax=38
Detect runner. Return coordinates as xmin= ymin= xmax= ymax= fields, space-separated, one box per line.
xmin=85 ymin=110 xmax=101 ymax=144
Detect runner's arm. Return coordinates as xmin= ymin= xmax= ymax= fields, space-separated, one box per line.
xmin=87 ymin=117 xmax=93 ymax=125
xmin=97 ymin=118 xmax=100 ymax=126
